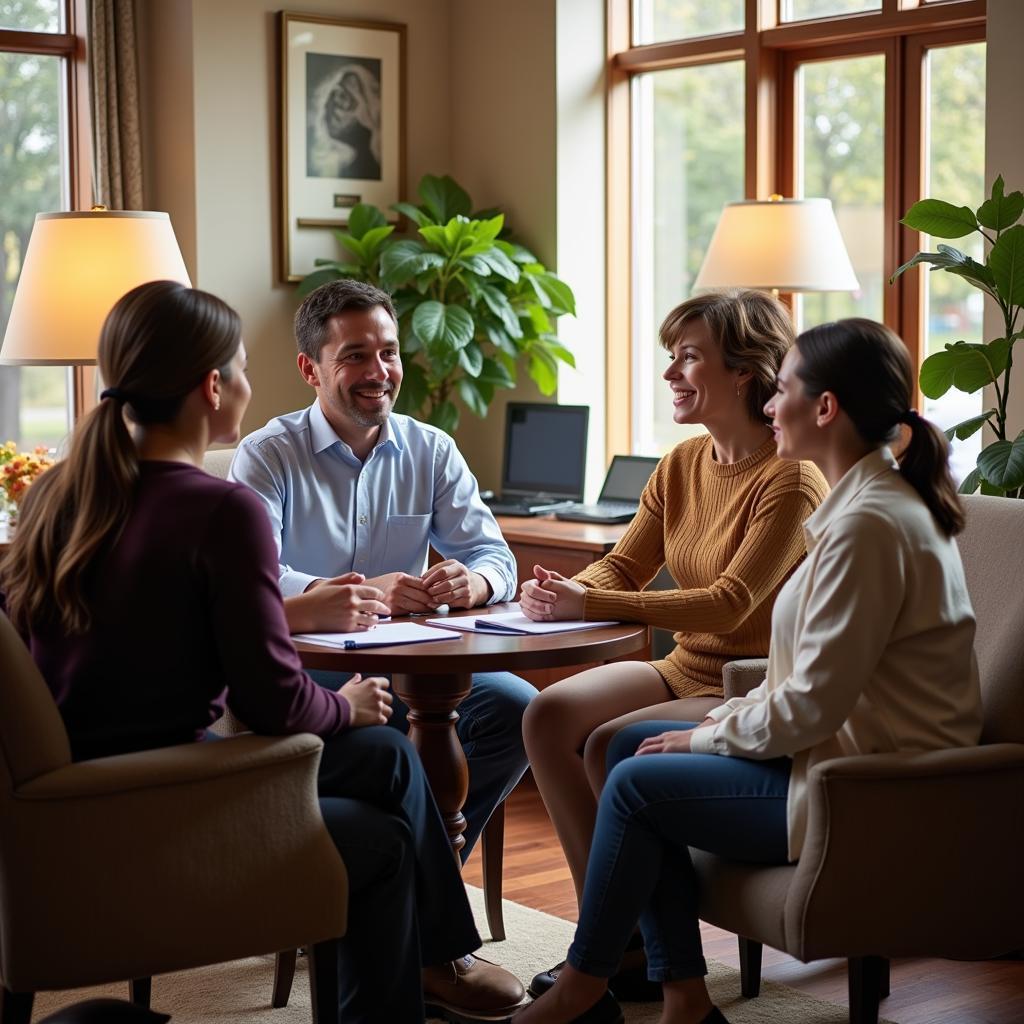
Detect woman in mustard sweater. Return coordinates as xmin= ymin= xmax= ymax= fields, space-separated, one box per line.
xmin=521 ymin=290 xmax=827 ymax=998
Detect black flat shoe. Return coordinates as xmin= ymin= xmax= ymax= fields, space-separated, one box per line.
xmin=565 ymin=991 xmax=624 ymax=1024
xmin=699 ymin=1007 xmax=731 ymax=1024
xmin=528 ymin=949 xmax=661 ymax=1003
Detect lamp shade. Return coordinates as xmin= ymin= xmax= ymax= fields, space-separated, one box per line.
xmin=0 ymin=210 xmax=191 ymax=365
xmin=693 ymin=198 xmax=859 ymax=293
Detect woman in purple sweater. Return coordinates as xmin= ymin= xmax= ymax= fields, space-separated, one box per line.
xmin=0 ymin=280 xmax=524 ymax=1024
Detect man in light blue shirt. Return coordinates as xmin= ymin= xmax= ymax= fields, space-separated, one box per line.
xmin=230 ymin=279 xmax=535 ymax=869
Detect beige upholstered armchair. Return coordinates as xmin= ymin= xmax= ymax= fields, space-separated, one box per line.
xmin=697 ymin=494 xmax=1024 ymax=1024
xmin=0 ymin=613 xmax=349 ymax=1024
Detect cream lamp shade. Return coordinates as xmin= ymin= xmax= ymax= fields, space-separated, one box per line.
xmin=0 ymin=209 xmax=191 ymax=365
xmin=693 ymin=197 xmax=859 ymax=293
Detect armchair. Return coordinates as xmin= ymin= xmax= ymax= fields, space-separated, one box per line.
xmin=0 ymin=613 xmax=349 ymax=1024
xmin=699 ymin=494 xmax=1024 ymax=1024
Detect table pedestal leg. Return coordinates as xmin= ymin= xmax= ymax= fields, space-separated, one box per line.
xmin=392 ymin=671 xmax=473 ymax=856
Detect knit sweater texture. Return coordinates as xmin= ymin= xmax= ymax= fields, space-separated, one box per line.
xmin=576 ymin=434 xmax=828 ymax=697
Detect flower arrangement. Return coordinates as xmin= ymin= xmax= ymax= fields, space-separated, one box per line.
xmin=0 ymin=441 xmax=55 ymax=520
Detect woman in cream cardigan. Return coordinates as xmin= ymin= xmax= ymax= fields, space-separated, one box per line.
xmin=514 ymin=318 xmax=982 ymax=1024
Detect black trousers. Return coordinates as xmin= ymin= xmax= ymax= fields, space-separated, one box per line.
xmin=316 ymin=725 xmax=481 ymax=1023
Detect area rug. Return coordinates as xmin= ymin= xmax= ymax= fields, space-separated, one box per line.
xmin=31 ymin=887 xmax=893 ymax=1022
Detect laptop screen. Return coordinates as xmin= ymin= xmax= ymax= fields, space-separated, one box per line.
xmin=599 ymin=455 xmax=660 ymax=502
xmin=502 ymin=403 xmax=589 ymax=500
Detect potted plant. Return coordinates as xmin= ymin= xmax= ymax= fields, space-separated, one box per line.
xmin=891 ymin=175 xmax=1024 ymax=497
xmin=299 ymin=174 xmax=577 ymax=435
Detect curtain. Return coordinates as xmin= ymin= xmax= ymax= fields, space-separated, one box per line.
xmin=88 ymin=0 xmax=143 ymax=210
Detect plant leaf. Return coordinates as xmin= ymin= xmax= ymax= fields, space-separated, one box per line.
xmin=538 ymin=333 xmax=577 ymax=368
xmin=920 ymin=343 xmax=1001 ymax=399
xmin=477 ymin=356 xmax=515 ymax=388
xmin=479 ymin=286 xmax=522 ymax=338
xmin=391 ymin=201 xmax=434 ymax=227
xmin=412 ymin=301 xmax=475 ymax=350
xmin=944 ymin=410 xmax=996 ymax=442
xmin=380 ymin=241 xmax=442 ymax=289
xmin=958 ymin=467 xmax=982 ymax=495
xmin=477 ymin=247 xmax=520 ymax=282
xmin=428 ymin=399 xmax=459 ymax=436
xmin=346 ymin=203 xmax=387 ymax=239
xmin=528 ymin=347 xmax=559 ymax=395
xmin=496 ymin=240 xmax=539 ymax=265
xmin=458 ymin=341 xmax=484 ymax=377
xmin=336 ymin=233 xmax=366 ymax=260
xmin=418 ymin=174 xmax=472 ymax=224
xmin=530 ymin=271 xmax=577 ymax=316
xmin=457 ymin=254 xmax=492 ymax=277
xmin=297 ymin=267 xmax=342 ymax=296
xmin=418 ymin=224 xmax=451 ymax=253
xmin=980 ymin=478 xmax=1008 ymax=496
xmin=900 ymin=199 xmax=979 ymax=239
xmin=457 ymin=377 xmax=489 ymax=417
xmin=889 ymin=247 xmax=996 ymax=296
xmin=977 ymin=175 xmax=1024 ymax=231
xmin=395 ymin=358 xmax=428 ymax=414
xmin=359 ymin=224 xmax=395 ymax=260
xmin=978 ymin=434 xmax=1024 ymax=490
xmin=482 ymin=320 xmax=519 ymax=356
xmin=989 ymin=224 xmax=1024 ymax=306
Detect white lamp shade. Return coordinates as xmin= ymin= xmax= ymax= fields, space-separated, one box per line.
xmin=693 ymin=198 xmax=859 ymax=293
xmin=0 ymin=210 xmax=191 ymax=365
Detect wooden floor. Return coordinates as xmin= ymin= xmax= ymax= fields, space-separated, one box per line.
xmin=463 ymin=780 xmax=1024 ymax=1024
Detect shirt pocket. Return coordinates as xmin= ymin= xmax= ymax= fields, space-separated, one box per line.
xmin=384 ymin=513 xmax=432 ymax=573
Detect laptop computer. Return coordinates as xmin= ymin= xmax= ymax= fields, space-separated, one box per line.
xmin=484 ymin=403 xmax=589 ymax=516
xmin=555 ymin=454 xmax=660 ymax=524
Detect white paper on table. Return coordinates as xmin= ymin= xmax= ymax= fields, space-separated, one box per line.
xmin=293 ymin=622 xmax=463 ymax=649
xmin=428 ymin=604 xmax=619 ymax=636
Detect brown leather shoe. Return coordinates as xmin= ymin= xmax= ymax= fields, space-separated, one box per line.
xmin=423 ymin=953 xmax=528 ymax=1023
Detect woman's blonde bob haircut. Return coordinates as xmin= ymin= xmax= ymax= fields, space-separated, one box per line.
xmin=658 ymin=289 xmax=794 ymax=425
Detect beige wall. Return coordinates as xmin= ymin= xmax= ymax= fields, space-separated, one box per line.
xmin=985 ymin=0 xmax=1024 ymax=436
xmin=139 ymin=0 xmax=454 ymax=436
xmin=137 ymin=0 xmax=587 ymax=491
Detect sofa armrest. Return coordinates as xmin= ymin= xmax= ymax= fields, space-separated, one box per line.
xmin=785 ymin=743 xmax=1024 ymax=961
xmin=721 ymin=658 xmax=767 ymax=699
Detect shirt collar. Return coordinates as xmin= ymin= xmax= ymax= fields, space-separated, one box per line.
xmin=308 ymin=399 xmax=404 ymax=457
xmin=802 ymin=446 xmax=899 ymax=551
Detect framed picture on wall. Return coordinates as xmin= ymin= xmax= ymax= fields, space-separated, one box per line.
xmin=279 ymin=12 xmax=406 ymax=283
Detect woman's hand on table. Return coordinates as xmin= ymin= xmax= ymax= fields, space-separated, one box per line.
xmin=519 ymin=564 xmax=586 ymax=621
xmin=340 ymin=674 xmax=393 ymax=727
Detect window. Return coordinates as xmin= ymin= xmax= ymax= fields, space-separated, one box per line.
xmin=609 ymin=1 xmax=986 ymax=469
xmin=0 ymin=0 xmax=87 ymax=451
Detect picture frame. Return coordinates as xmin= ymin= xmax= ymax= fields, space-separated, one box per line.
xmin=279 ymin=12 xmax=406 ymax=283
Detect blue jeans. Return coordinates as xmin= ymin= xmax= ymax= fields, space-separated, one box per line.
xmin=309 ymin=670 xmax=536 ymax=861
xmin=568 ymin=722 xmax=792 ymax=983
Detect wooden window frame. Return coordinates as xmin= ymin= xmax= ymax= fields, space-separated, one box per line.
xmin=606 ymin=0 xmax=986 ymax=457
xmin=0 ymin=0 xmax=93 ymax=418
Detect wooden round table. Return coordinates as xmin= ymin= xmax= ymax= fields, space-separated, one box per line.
xmin=293 ymin=606 xmax=648 ymax=855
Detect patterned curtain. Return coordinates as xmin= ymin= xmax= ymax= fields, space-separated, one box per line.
xmin=88 ymin=0 xmax=143 ymax=210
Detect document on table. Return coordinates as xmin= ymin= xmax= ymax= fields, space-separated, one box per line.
xmin=293 ymin=622 xmax=463 ymax=650
xmin=428 ymin=604 xmax=620 ymax=636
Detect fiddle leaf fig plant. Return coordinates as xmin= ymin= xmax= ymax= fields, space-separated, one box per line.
xmin=299 ymin=173 xmax=577 ymax=435
xmin=891 ymin=175 xmax=1024 ymax=497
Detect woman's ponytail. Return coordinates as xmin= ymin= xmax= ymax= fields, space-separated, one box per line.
xmin=897 ymin=410 xmax=965 ymax=536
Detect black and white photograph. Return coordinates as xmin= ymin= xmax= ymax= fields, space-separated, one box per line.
xmin=280 ymin=13 xmax=404 ymax=282
xmin=306 ymin=53 xmax=382 ymax=181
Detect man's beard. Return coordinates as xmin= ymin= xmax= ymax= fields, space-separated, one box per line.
xmin=337 ymin=384 xmax=394 ymax=428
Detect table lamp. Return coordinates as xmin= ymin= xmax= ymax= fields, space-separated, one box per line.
xmin=0 ymin=208 xmax=191 ymax=419
xmin=693 ymin=195 xmax=859 ymax=296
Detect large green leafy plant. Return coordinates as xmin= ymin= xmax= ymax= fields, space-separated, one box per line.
xmin=299 ymin=174 xmax=576 ymax=434
xmin=892 ymin=175 xmax=1024 ymax=496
